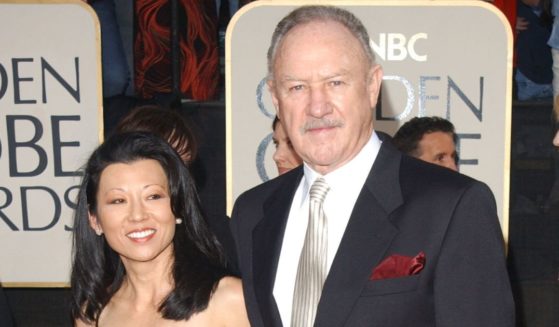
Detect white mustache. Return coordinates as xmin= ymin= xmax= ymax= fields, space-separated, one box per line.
xmin=301 ymin=118 xmax=344 ymax=133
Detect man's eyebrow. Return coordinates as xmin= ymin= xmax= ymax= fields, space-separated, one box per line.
xmin=322 ymin=70 xmax=350 ymax=79
xmin=278 ymin=70 xmax=351 ymax=83
xmin=278 ymin=75 xmax=305 ymax=83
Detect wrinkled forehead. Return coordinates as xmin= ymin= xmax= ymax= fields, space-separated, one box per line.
xmin=272 ymin=20 xmax=370 ymax=76
xmin=277 ymin=20 xmax=358 ymax=55
xmin=276 ymin=19 xmax=372 ymax=68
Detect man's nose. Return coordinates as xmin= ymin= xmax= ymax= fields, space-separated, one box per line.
xmin=445 ymin=159 xmax=458 ymax=172
xmin=273 ymin=147 xmax=284 ymax=163
xmin=308 ymin=86 xmax=332 ymax=118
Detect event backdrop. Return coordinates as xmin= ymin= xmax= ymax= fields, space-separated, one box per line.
xmin=226 ymin=1 xmax=513 ymax=237
xmin=0 ymin=0 xmax=102 ymax=285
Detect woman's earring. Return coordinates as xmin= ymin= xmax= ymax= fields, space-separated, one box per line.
xmin=175 ymin=218 xmax=183 ymax=224
xmin=95 ymin=228 xmax=103 ymax=236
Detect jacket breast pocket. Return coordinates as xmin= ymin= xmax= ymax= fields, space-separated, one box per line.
xmin=360 ymin=275 xmax=420 ymax=297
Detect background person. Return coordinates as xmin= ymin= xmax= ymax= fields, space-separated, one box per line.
xmin=549 ymin=0 xmax=559 ymax=107
xmin=230 ymin=5 xmax=514 ymax=327
xmin=272 ymin=116 xmax=302 ymax=175
xmin=71 ymin=132 xmax=249 ymax=326
xmin=88 ymin=0 xmax=131 ymax=99
xmin=515 ymin=0 xmax=554 ymax=101
xmin=392 ymin=116 xmax=459 ymax=171
xmin=114 ymin=105 xmax=197 ymax=164
xmin=546 ymin=100 xmax=559 ymax=208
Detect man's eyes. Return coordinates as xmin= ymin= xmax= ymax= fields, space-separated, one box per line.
xmin=289 ymin=84 xmax=305 ymax=92
xmin=285 ymin=80 xmax=344 ymax=92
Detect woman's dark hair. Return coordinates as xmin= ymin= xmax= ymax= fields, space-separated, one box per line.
xmin=115 ymin=105 xmax=198 ymax=165
xmin=70 ymin=132 xmax=227 ymax=324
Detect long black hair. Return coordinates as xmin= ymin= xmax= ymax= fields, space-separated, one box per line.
xmin=70 ymin=132 xmax=228 ymax=324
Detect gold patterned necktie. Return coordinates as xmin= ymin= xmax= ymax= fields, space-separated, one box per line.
xmin=291 ymin=177 xmax=330 ymax=327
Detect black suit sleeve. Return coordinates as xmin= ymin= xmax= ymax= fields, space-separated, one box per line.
xmin=434 ymin=182 xmax=515 ymax=326
xmin=230 ymin=195 xmax=268 ymax=327
xmin=0 ymin=287 xmax=14 ymax=327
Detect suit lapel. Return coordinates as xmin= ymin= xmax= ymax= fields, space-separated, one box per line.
xmin=315 ymin=141 xmax=404 ymax=326
xmin=252 ymin=168 xmax=303 ymax=327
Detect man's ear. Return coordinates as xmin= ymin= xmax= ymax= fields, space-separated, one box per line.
xmin=88 ymin=211 xmax=103 ymax=236
xmin=367 ymin=64 xmax=383 ymax=109
xmin=267 ymin=78 xmax=281 ymax=116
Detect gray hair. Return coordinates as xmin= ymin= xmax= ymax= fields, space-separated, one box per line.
xmin=267 ymin=5 xmax=376 ymax=81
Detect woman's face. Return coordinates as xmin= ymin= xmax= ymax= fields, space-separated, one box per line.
xmin=554 ymin=130 xmax=559 ymax=148
xmin=273 ymin=121 xmax=303 ymax=175
xmin=89 ymin=159 xmax=176 ymax=265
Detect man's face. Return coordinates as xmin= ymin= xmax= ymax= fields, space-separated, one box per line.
xmin=416 ymin=131 xmax=458 ymax=171
xmin=268 ymin=20 xmax=382 ymax=175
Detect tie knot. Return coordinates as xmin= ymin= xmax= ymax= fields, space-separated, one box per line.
xmin=310 ymin=177 xmax=330 ymax=203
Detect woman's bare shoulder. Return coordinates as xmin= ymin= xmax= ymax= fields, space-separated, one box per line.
xmin=215 ymin=276 xmax=243 ymax=300
xmin=211 ymin=276 xmax=250 ymax=327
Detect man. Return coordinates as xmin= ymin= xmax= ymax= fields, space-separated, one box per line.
xmin=392 ymin=116 xmax=458 ymax=171
xmin=230 ymin=5 xmax=514 ymax=327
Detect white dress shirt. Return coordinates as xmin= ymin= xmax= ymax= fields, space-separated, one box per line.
xmin=273 ymin=131 xmax=382 ymax=325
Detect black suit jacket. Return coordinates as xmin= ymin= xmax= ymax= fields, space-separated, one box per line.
xmin=230 ymin=139 xmax=515 ymax=327
xmin=0 ymin=287 xmax=14 ymax=327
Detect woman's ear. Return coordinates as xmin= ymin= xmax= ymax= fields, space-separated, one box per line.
xmin=88 ymin=212 xmax=103 ymax=236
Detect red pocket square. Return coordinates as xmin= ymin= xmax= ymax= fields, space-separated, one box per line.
xmin=370 ymin=251 xmax=426 ymax=280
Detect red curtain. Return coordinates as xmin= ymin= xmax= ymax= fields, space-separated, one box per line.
xmin=492 ymin=0 xmax=517 ymax=33
xmin=134 ymin=0 xmax=219 ymax=100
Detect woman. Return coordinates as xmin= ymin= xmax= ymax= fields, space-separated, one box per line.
xmin=115 ymin=104 xmax=238 ymax=276
xmin=71 ymin=132 xmax=249 ymax=326
xmin=272 ymin=116 xmax=302 ymax=175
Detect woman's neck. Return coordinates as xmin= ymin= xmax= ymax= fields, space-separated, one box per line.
xmin=117 ymin=246 xmax=175 ymax=309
